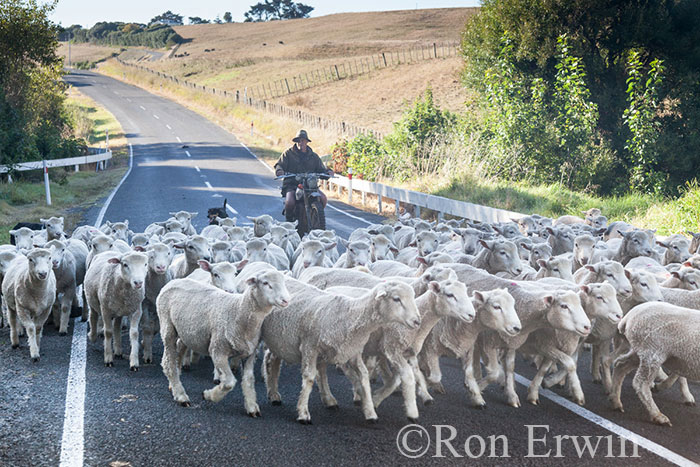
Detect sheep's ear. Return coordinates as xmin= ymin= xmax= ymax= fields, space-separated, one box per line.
xmin=522 ymin=243 xmax=532 ymax=251
xmin=325 ymin=242 xmax=337 ymax=251
xmin=133 ymin=246 xmax=145 ymax=252
xmin=543 ymin=295 xmax=554 ymax=306
xmin=656 ymin=241 xmax=669 ymax=248
xmin=9 ymin=230 xmax=18 ymax=236
xmin=246 ymin=216 xmax=256 ymax=221
xmin=189 ymin=211 xmax=198 ymax=217
xmin=429 ymin=281 xmax=441 ymax=293
xmin=394 ymin=225 xmax=403 ymax=231
xmin=245 ymin=277 xmax=257 ymax=286
xmin=339 ymin=238 xmax=349 ymax=248
xmin=584 ymin=264 xmax=596 ymax=272
xmin=511 ymin=218 xmax=520 ymax=224
xmin=107 ymin=257 xmax=121 ymax=265
xmin=671 ymin=271 xmax=681 ymax=279
xmin=479 ymin=239 xmax=491 ymax=250
xmin=128 ymin=229 xmax=134 ymax=236
xmin=40 ymin=218 xmax=48 ymax=224
xmin=389 ymin=246 xmax=400 ymax=255
xmin=169 ymin=212 xmax=177 ymax=216
xmin=579 ymin=285 xmax=591 ymax=294
xmin=408 ymin=240 xmax=417 ymax=247
xmin=416 ymin=256 xmax=428 ymax=266
xmin=261 ymin=234 xmax=272 ymax=244
xmin=472 ymin=291 xmax=485 ymax=304
xmin=198 ymin=260 xmax=211 ymax=272
xmin=235 ymin=259 xmax=249 ymax=273
xmin=546 ymin=227 xmax=555 ymax=235
xmin=173 ymin=242 xmax=186 ymax=249
xmin=537 ymin=259 xmax=547 ymax=268
xmin=686 ymin=230 xmax=696 ymax=236
xmin=375 ymin=288 xmax=387 ymax=299
xmin=683 ymin=261 xmax=692 ymax=267
xmin=123 ymin=220 xmax=129 ymax=227
xmin=624 ymin=269 xmax=632 ymax=279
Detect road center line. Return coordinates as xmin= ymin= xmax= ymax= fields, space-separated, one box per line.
xmin=176 ymin=136 xmax=182 ymax=143
xmin=139 ymin=105 xmax=146 ymax=111
xmin=194 ymin=166 xmax=200 ymax=172
xmin=126 ymin=98 xmax=132 ymax=102
xmin=205 ymin=181 xmax=213 ymax=190
xmin=153 ymin=114 xmax=159 ymax=120
xmin=514 ymin=374 xmax=698 ymax=467
xmin=166 ymin=124 xmax=172 ymax=130
xmin=226 ymin=204 xmax=239 ymax=216
xmin=185 ymin=151 xmax=191 ymax=158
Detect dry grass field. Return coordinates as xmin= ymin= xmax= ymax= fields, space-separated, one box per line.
xmin=57 ymin=43 xmax=120 ymax=64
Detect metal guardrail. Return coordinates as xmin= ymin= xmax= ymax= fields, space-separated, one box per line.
xmin=327 ymin=174 xmax=524 ymax=224
xmin=0 ymin=151 xmax=112 ymax=173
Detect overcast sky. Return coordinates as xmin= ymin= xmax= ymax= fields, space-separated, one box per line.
xmin=50 ymin=0 xmax=480 ymax=27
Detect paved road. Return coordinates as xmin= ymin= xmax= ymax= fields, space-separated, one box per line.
xmin=1 ymin=69 xmax=698 ymax=467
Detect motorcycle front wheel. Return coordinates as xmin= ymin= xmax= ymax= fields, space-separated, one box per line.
xmin=309 ymin=200 xmax=326 ymax=231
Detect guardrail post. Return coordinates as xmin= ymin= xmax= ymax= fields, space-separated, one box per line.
xmin=377 ymin=194 xmax=382 ymax=214
xmin=362 ymin=190 xmax=366 ymax=206
xmin=347 ymin=168 xmax=353 ymax=203
xmin=415 ymin=205 xmax=421 ymax=218
xmin=43 ymin=160 xmax=52 ymax=206
xmin=7 ymin=174 xmax=12 ymax=184
xmin=438 ymin=211 xmax=444 ymax=222
xmin=75 ymin=164 xmax=79 ymax=172
xmin=395 ymin=199 xmax=400 ymax=215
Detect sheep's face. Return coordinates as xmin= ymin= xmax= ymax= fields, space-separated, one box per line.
xmin=164 ymin=220 xmax=185 ymax=234
xmin=226 ymin=227 xmax=248 ymax=242
xmin=517 ymin=217 xmax=537 ymax=235
xmin=674 ymin=268 xmax=700 ymax=290
xmin=620 ymin=230 xmax=655 ymax=258
xmin=247 ymin=215 xmax=273 ymax=237
xmin=370 ymin=235 xmax=396 ymax=261
xmin=218 ymin=217 xmax=236 ymax=228
xmin=176 ymin=236 xmax=211 ymax=263
xmin=9 ymin=227 xmax=35 ymax=251
xmin=299 ymin=240 xmax=335 ymax=269
xmin=147 ymin=243 xmax=172 ymax=274
xmin=200 ymin=260 xmax=238 ymax=293
xmin=544 ymin=291 xmax=591 ymax=337
xmin=588 ymin=215 xmax=607 ymax=229
xmin=483 ymin=240 xmax=523 ymax=276
xmin=473 ymin=289 xmax=520 ymax=337
xmin=496 ymin=223 xmax=520 ymax=239
xmin=170 ymin=211 xmax=197 ymax=230
xmin=627 ymin=270 xmax=663 ymax=303
xmin=41 ymin=216 xmax=65 ymax=240
xmin=346 ymin=241 xmax=370 ymax=267
xmin=270 ymin=226 xmax=290 ymax=247
xmin=414 ymin=221 xmax=431 ymax=233
xmin=430 ymin=280 xmax=475 ymax=323
xmin=211 ymin=241 xmax=233 ymax=263
xmin=528 ymin=243 xmax=552 ymax=270
xmin=581 ymin=283 xmax=622 ymax=323
xmin=0 ymin=251 xmax=18 ymax=277
xmin=415 ymin=231 xmax=439 ymax=257
xmin=109 ymin=252 xmax=148 ymax=289
xmin=375 ymin=281 xmax=421 ymax=329
xmin=586 ymin=261 xmax=633 ymax=298
xmin=26 ymin=248 xmax=53 ymax=281
xmin=131 ymin=234 xmax=150 ymax=248
xmin=89 ymin=235 xmax=113 ymax=254
xmin=660 ymin=238 xmax=691 ymax=265
xmin=245 ymin=239 xmax=269 ymax=263
xmin=539 ymin=257 xmax=574 ymax=282
xmin=458 ymin=229 xmax=481 ymax=255
xmin=573 ymin=235 xmax=596 ymax=266
xmin=420 ymin=265 xmax=458 ymax=290
xmin=247 ymin=270 xmax=290 ymax=308
xmin=45 ymin=240 xmax=67 ymax=270
xmin=377 ymin=225 xmax=394 ymax=243
xmin=108 ymin=221 xmax=130 ymax=242
xmin=547 ymin=226 xmax=575 ymax=253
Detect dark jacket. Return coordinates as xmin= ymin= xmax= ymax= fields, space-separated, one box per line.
xmin=274 ymin=145 xmax=326 ymax=190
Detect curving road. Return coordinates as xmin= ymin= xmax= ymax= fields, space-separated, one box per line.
xmin=0 ymin=69 xmax=698 ymax=467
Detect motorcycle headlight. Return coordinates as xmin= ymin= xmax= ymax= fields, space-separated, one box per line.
xmin=307 ymin=176 xmax=318 ymax=190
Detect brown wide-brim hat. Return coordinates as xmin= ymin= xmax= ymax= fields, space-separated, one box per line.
xmin=292 ymin=129 xmax=311 ymax=142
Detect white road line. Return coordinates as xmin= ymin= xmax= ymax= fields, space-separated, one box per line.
xmin=126 ymin=98 xmax=132 ymax=102
xmin=139 ymin=105 xmax=146 ymax=111
xmin=113 ymin=90 xmax=119 ymax=95
xmin=176 ymin=136 xmax=182 ymax=143
xmin=226 ymin=204 xmax=239 ymax=216
xmin=514 ymin=374 xmax=698 ymax=467
xmin=194 ymin=166 xmax=200 ymax=172
xmin=153 ymin=114 xmax=159 ymax=120
xmin=185 ymin=151 xmax=191 ymax=158
xmin=166 ymin=124 xmax=172 ymax=130
xmin=59 ymin=318 xmax=87 ymax=467
xmin=205 ymin=181 xmax=213 ymax=190
xmin=59 ymin=143 xmax=134 ymax=467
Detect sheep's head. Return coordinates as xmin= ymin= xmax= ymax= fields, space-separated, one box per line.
xmin=579 ymin=283 xmax=622 ymax=323
xmin=298 ymin=240 xmax=336 ymax=269
xmin=429 ymin=279 xmax=475 ymax=323
xmin=147 ymin=243 xmax=173 ymax=274
xmin=9 ymin=227 xmax=35 ymax=251
xmin=40 ymin=216 xmax=65 ymax=240
xmin=370 ymin=234 xmax=397 ymax=261
xmin=583 ymin=261 xmax=632 ymax=298
xmin=26 ymin=248 xmax=52 ymax=281
xmin=473 ymin=289 xmax=520 ymax=337
xmin=247 ymin=215 xmax=274 ymax=238
xmin=481 ymin=239 xmax=523 ymax=276
xmin=198 ymin=260 xmax=242 ymax=293
xmin=174 ymin=235 xmax=211 ymax=263
xmin=543 ymin=291 xmax=590 ymax=337
xmin=341 ymin=239 xmax=371 ymax=267
xmin=88 ymin=235 xmax=114 ymax=254
xmin=108 ymin=252 xmax=148 ymax=290
xmin=573 ymin=234 xmax=596 ymax=266
xmin=625 ymin=269 xmax=663 ymax=303
xmin=45 ymin=239 xmax=67 ymax=270
xmin=413 ymin=231 xmax=439 ymax=257
xmin=374 ymin=280 xmax=421 ymax=330
xmin=619 ymin=230 xmax=655 ymax=258
xmin=211 ymin=241 xmax=234 ymax=263
xmin=246 ymin=269 xmax=290 ymax=308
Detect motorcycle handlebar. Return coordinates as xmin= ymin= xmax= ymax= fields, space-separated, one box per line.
xmin=274 ymin=172 xmax=333 ymax=181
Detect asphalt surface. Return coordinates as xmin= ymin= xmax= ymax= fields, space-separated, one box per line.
xmin=1 ymin=69 xmax=699 ymax=467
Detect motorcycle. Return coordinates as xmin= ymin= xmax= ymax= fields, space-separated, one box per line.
xmin=275 ymin=172 xmax=331 ymax=237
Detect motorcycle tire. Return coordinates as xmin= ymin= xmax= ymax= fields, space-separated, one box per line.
xmin=309 ymin=200 xmax=326 ymax=231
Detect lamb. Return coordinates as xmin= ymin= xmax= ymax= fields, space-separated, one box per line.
xmin=493 ymin=222 xmax=521 ymax=238
xmin=514 ymin=216 xmax=539 ymax=235
xmin=130 ymin=233 xmax=152 ymax=248
xmin=188 ymin=259 xmax=247 ymax=293
xmin=261 ymin=279 xmax=421 ymax=423
xmin=370 ymin=234 xmax=398 ymax=261
xmin=572 ymin=234 xmax=596 ymax=271
xmin=2 ymin=249 xmax=56 ymax=361
xmin=169 ymin=210 xmax=198 ymax=236
xmin=290 ymin=240 xmax=336 ymax=278
xmin=610 ymin=302 xmax=700 ymax=426
xmin=395 ymin=231 xmax=440 ymax=267
xmin=9 ymin=227 xmax=37 ymax=251
xmin=464 ymin=239 xmax=523 ymax=276
xmin=547 ymin=226 xmax=575 ymax=256
xmin=210 ymin=240 xmax=236 ymax=263
xmin=270 ymin=225 xmax=296 ymax=262
xmin=526 ymin=243 xmax=552 ymax=270
xmin=604 ymin=221 xmax=633 ymax=240
xmin=0 ymin=248 xmax=19 ymax=327
xmin=340 ymin=278 xmax=475 ymax=420
xmin=247 ymin=215 xmax=274 ymax=237
xmin=101 ymin=220 xmax=132 ymax=243
xmin=660 ymin=267 xmax=700 ymax=290
xmin=71 ymin=225 xmax=102 ymax=245
xmin=587 ymin=215 xmax=608 ymax=229
xmin=45 ymin=240 xmax=78 ymax=335
xmin=334 ymin=239 xmax=371 ymax=268
xmin=158 ymin=270 xmax=290 ymax=414
xmin=573 ymin=260 xmax=633 ymax=298
xmin=657 ymin=236 xmax=691 ymax=265
xmin=140 ymin=242 xmax=174 ymax=364
xmin=533 ymin=257 xmax=574 ymax=282
xmin=245 ymin=238 xmax=290 ymax=271
xmin=85 ymin=251 xmax=149 ymax=370
xmin=40 ymin=216 xmax=66 ymax=241
xmin=419 ymin=288 xmax=520 ymax=407
xmin=168 ymin=235 xmax=212 ymax=279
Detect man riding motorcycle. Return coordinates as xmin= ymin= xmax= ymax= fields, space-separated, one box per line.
xmin=274 ymin=129 xmax=334 ymax=222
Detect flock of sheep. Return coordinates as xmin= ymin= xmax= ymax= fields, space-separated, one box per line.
xmin=1 ymin=207 xmax=699 ymax=427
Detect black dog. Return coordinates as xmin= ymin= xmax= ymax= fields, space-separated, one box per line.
xmin=207 ymin=198 xmax=228 ymax=225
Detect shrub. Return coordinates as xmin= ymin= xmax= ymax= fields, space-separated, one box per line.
xmin=346 ymin=133 xmax=387 ymax=181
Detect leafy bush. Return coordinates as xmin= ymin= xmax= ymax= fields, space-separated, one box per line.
xmin=346 ymin=133 xmax=387 ymax=181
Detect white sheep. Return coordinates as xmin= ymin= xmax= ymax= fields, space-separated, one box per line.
xmin=9 ymin=227 xmax=37 ymax=251
xmin=45 ymin=239 xmax=78 ymax=335
xmin=101 ymin=220 xmax=132 ymax=243
xmin=169 ymin=210 xmax=198 ymax=236
xmin=334 ymin=239 xmax=371 ymax=268
xmin=140 ymin=242 xmax=174 ymax=364
xmin=168 ymin=235 xmax=212 ymax=279
xmin=244 ymin=238 xmax=289 ymax=271
xmin=261 ymin=279 xmax=421 ymax=424
xmin=2 ymin=249 xmax=56 ymax=361
xmin=247 ymin=215 xmax=274 ymax=237
xmin=85 ymin=251 xmax=149 ymax=370
xmin=157 ymin=270 xmax=290 ymax=415
xmin=290 ymin=240 xmax=336 ymax=278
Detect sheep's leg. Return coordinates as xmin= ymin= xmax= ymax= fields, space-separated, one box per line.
xmin=296 ymin=349 xmax=319 ymax=424
xmin=241 ymin=354 xmax=261 ymax=417
xmin=81 ymin=288 xmax=89 ymax=322
xmin=527 ymin=358 xmax=553 ymax=405
xmin=372 ymin=357 xmax=402 ymax=408
xmin=203 ymin=353 xmax=237 ymax=403
xmin=175 ymin=339 xmax=188 ymax=372
xmin=316 ymin=362 xmax=338 ymax=409
xmin=503 ymin=349 xmax=520 ymax=408
xmin=478 ymin=345 xmax=504 ymax=391
xmin=52 ymin=299 xmax=61 ymax=330
xmin=22 ymin=314 xmax=40 ymax=362
xmin=102 ymin=315 xmax=115 ymax=367
xmin=140 ymin=305 xmax=156 ymax=364
xmin=560 ymin=353 xmax=585 ymax=405
xmin=8 ymin=306 xmax=20 ymax=348
xmin=182 ymin=349 xmax=194 ymax=370
xmin=633 ymin=354 xmax=671 ymax=426
xmin=461 ymin=349 xmax=486 ymax=408
xmin=397 ymin=355 xmax=419 ymax=421
xmin=678 ymin=377 xmax=696 ymax=406
xmin=128 ymin=307 xmax=142 ymax=371
xmin=599 ymin=343 xmax=614 ymax=393
xmin=653 ymin=373 xmax=678 ymax=392
xmin=59 ymin=289 xmax=75 ymax=336
xmin=349 ymin=354 xmax=379 ymax=422
xmin=422 ymin=350 xmax=445 ymax=394
xmin=263 ymin=350 xmax=283 ymax=405
xmin=112 ymin=316 xmax=123 ymax=359
xmin=339 ymin=363 xmax=363 ymax=405
xmin=409 ymin=356 xmax=433 ymax=405
xmin=591 ymin=341 xmax=604 ymax=384
xmin=87 ymin=303 xmax=99 ymax=343
xmin=609 ymin=350 xmax=639 ymax=412
xmin=159 ymin=316 xmax=189 ymax=406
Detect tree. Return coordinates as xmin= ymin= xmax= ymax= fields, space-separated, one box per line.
xmin=223 ymin=11 xmax=233 ymax=23
xmin=149 ymin=10 xmax=183 ymax=25
xmin=244 ymin=0 xmax=314 ymax=22
xmin=188 ymin=17 xmax=210 ymax=25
